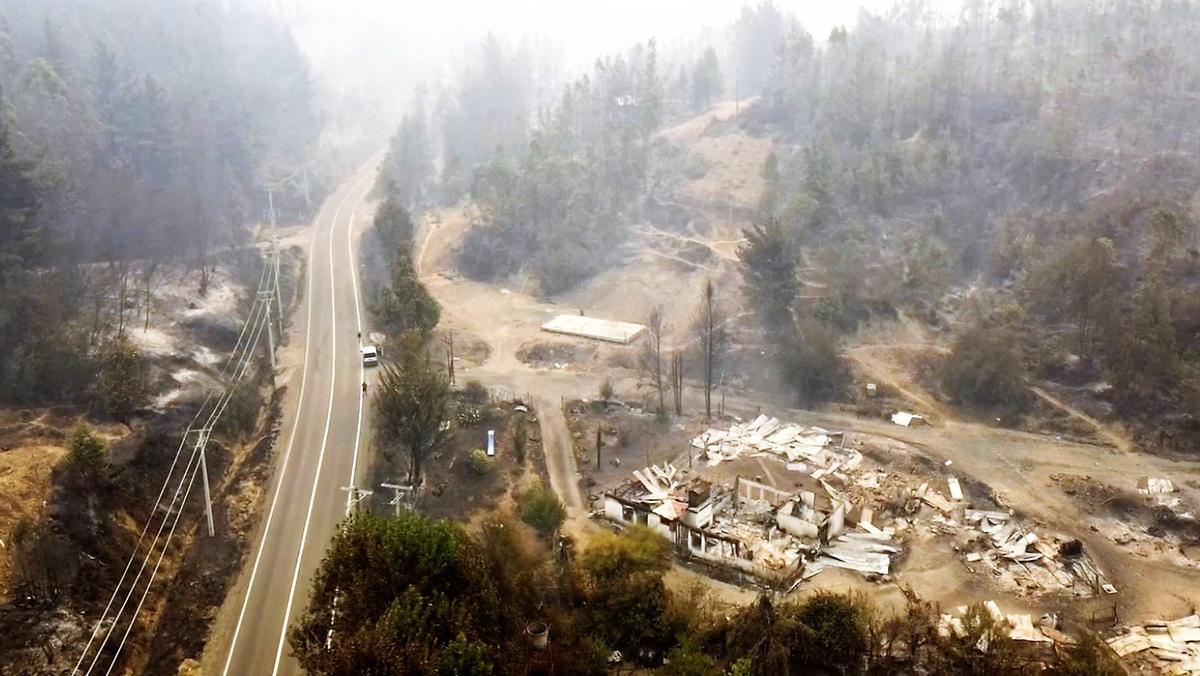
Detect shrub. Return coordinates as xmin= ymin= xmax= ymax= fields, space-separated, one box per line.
xmin=64 ymin=423 xmax=108 ymax=482
xmin=218 ymin=378 xmax=260 ymax=438
xmin=7 ymin=517 xmax=78 ymax=601
xmin=662 ymin=636 xmax=714 ymax=675
xmin=1058 ymin=633 xmax=1125 ymax=676
xmin=510 ymin=416 xmax=527 ymax=464
xmin=616 ymin=424 xmax=633 ymax=448
xmin=580 ymin=526 xmax=672 ymax=582
xmin=468 ymin=449 xmax=494 ymax=475
xmin=440 ymin=633 xmax=493 ymax=675
xmin=599 ymin=378 xmax=614 ymax=406
xmin=90 ymin=335 xmax=149 ymax=422
xmin=779 ymin=319 xmax=849 ymax=405
xmin=792 ymin=591 xmax=867 ymax=673
xmin=457 ymin=404 xmax=484 ymax=427
xmin=519 ymin=482 xmax=566 ymax=536
xmin=461 ymin=379 xmax=489 ymax=404
xmin=942 ymin=322 xmax=1027 ymax=409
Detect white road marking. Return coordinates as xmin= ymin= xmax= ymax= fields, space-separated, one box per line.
xmin=270 ymin=171 xmax=374 ymax=675
xmin=346 ymin=205 xmax=365 ymax=514
xmin=220 ymin=188 xmax=336 ymax=676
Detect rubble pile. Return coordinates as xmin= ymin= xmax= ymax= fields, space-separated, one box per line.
xmin=807 ymin=531 xmax=901 ymax=577
xmin=691 ymin=414 xmax=859 ymax=477
xmin=955 ymin=509 xmax=1117 ymax=598
xmin=1107 ymin=615 xmax=1200 ymax=674
xmin=938 ymin=601 xmax=1072 ymax=645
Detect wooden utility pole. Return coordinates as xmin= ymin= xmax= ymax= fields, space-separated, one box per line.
xmin=443 ymin=330 xmax=455 ymax=385
xmin=671 ymin=351 xmax=683 ymax=415
xmin=595 ymin=426 xmax=603 ymax=468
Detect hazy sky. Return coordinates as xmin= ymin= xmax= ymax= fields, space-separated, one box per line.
xmin=287 ymin=1 xmax=905 ymax=60
xmin=277 ymin=0 xmax=961 ymax=76
xmin=255 ymin=0 xmax=961 ymax=136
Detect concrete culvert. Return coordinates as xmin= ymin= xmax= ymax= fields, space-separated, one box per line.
xmin=526 ymin=621 xmax=549 ymax=650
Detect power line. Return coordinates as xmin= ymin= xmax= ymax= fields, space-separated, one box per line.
xmin=73 ymin=243 xmax=284 ymax=675
xmin=85 ymin=304 xmax=271 ymax=674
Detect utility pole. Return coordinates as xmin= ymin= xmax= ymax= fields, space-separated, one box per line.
xmin=192 ymin=427 xmax=215 ymax=537
xmin=443 ymin=330 xmax=455 ymax=386
xmin=267 ymin=188 xmax=284 ymax=331
xmin=271 ymin=237 xmax=283 ymax=333
xmin=259 ymin=289 xmax=277 ymax=370
xmin=302 ymin=166 xmax=311 ymax=212
xmin=381 ymin=482 xmax=411 ymax=517
xmin=267 ymin=187 xmax=276 ymax=237
xmin=341 ymin=486 xmax=373 ymax=515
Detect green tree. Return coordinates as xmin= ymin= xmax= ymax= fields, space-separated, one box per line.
xmin=518 ymin=481 xmax=566 ymax=536
xmin=942 ymin=317 xmax=1027 ymax=409
xmin=662 ymin=636 xmax=714 ymax=676
xmin=62 ymin=422 xmax=108 ymax=485
xmin=738 ymin=216 xmax=798 ymax=331
xmin=1025 ymin=236 xmax=1119 ymax=357
xmin=791 ymin=592 xmax=867 ymax=673
xmin=726 ymin=596 xmax=794 ymax=675
xmin=779 ymin=319 xmax=847 ymax=405
xmin=376 ymin=250 xmax=440 ymax=337
xmin=373 ymin=183 xmax=416 ymax=259
xmin=90 ymin=335 xmax=149 ymax=422
xmin=290 ymin=512 xmax=510 ymax=674
xmin=800 ymin=141 xmax=834 ymax=231
xmin=0 ymin=121 xmax=41 ymax=281
xmin=381 ymin=89 xmax=431 ymax=206
xmin=1058 ymin=632 xmax=1124 ymax=676
xmin=692 ymin=46 xmax=722 ymax=110
xmin=374 ymin=336 xmax=451 ymax=487
xmin=439 ymin=634 xmax=493 ymax=676
xmin=588 ymin=569 xmax=672 ymax=660
xmin=580 ymin=528 xmax=675 ymax=662
xmin=580 ymin=525 xmax=672 ymax=583
xmin=217 ymin=378 xmax=260 ymax=438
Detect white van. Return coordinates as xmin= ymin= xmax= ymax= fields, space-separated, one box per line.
xmin=361 ymin=345 xmax=379 ymax=366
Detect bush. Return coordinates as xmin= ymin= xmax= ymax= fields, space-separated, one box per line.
xmin=63 ymin=423 xmax=108 ymax=484
xmin=942 ymin=322 xmax=1027 ymax=409
xmin=518 ymin=482 xmax=566 ymax=536
xmin=7 ymin=517 xmax=78 ymax=601
xmin=779 ymin=320 xmax=849 ymax=405
xmin=457 ymin=404 xmax=484 ymax=427
xmin=90 ymin=335 xmax=149 ymax=421
xmin=510 ymin=416 xmax=527 ymax=464
xmin=662 ymin=637 xmax=714 ymax=675
xmin=375 ymin=250 xmax=440 ymax=336
xmin=468 ymin=449 xmax=494 ymax=476
xmin=218 ymin=378 xmax=261 ymax=438
xmin=1058 ymin=632 xmax=1124 ymax=676
xmin=581 ymin=526 xmax=672 ymax=582
xmin=587 ymin=570 xmax=673 ymax=663
xmin=599 ymin=378 xmax=614 ymax=406
xmin=792 ymin=591 xmax=867 ymax=673
xmin=460 ymin=379 xmax=489 ymax=404
xmin=289 ymin=512 xmax=510 ymax=674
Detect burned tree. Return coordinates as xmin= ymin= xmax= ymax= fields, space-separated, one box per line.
xmin=638 ymin=306 xmax=668 ymax=414
xmin=693 ymin=279 xmax=728 ymax=420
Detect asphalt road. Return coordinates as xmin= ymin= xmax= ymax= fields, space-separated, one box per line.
xmin=206 ymin=162 xmax=376 ymax=676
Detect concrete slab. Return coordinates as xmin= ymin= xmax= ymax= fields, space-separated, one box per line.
xmin=541 ymin=314 xmax=645 ymax=344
